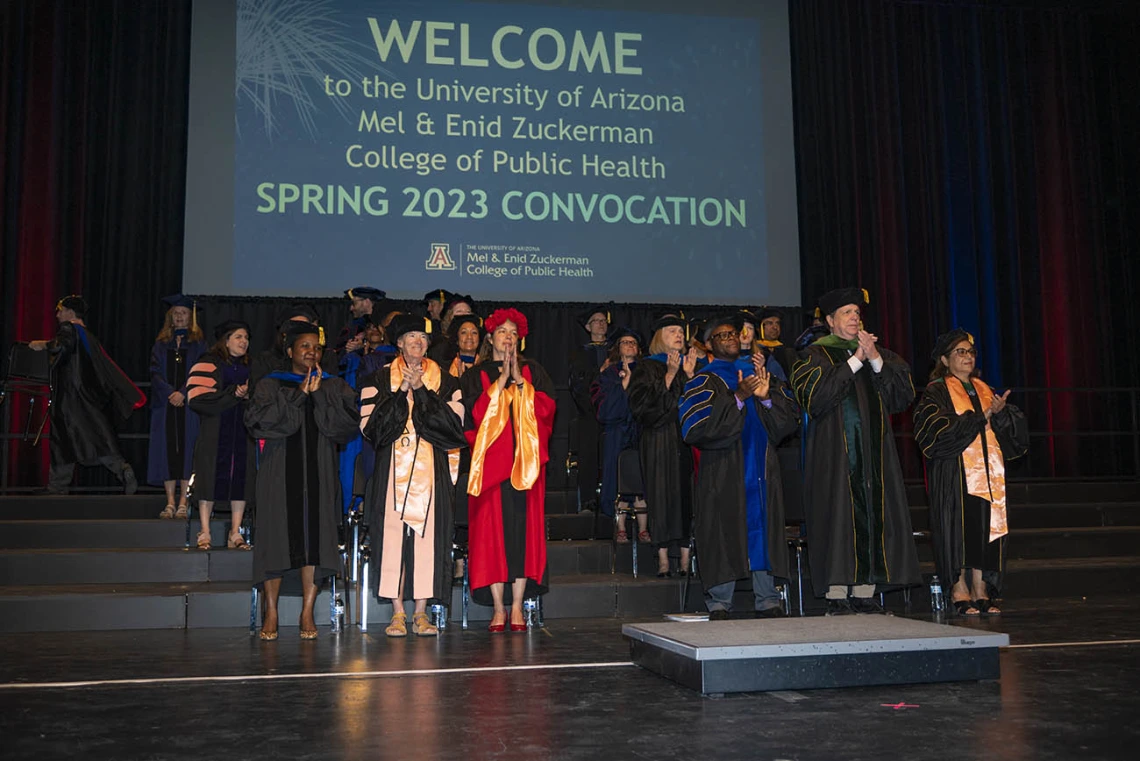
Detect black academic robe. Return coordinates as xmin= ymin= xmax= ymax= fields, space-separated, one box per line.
xmin=360 ymin=364 xmax=467 ymax=603
xmin=791 ymin=344 xmax=921 ymax=592
xmin=187 ymin=357 xmax=255 ymax=502
xmin=627 ymin=358 xmax=693 ymax=547
xmin=245 ymin=374 xmax=359 ymax=585
xmin=250 ymin=345 xmax=339 ymax=389
xmin=568 ymin=342 xmax=608 ymax=508
xmin=913 ymin=378 xmax=1029 ymax=594
xmin=679 ymin=366 xmax=798 ymax=588
xmin=47 ymin=322 xmax=145 ymax=467
xmin=590 ymin=363 xmax=640 ymax=514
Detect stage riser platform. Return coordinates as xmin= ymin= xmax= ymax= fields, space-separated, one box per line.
xmin=630 ymin=640 xmax=1002 ymax=693
xmin=0 ymin=549 xmax=251 ymax=585
xmin=623 ymin=618 xmax=1009 ymax=695
xmin=0 ymin=520 xmax=230 ymax=549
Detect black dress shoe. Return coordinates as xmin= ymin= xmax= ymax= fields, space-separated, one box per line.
xmin=826 ymin=598 xmax=857 ymax=616
xmin=850 ymin=597 xmax=891 ymax=615
xmin=754 ymin=606 xmax=786 ymax=619
xmin=708 ymin=609 xmax=731 ymax=621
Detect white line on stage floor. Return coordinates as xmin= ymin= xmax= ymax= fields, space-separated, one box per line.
xmin=0 ymin=661 xmax=638 ymax=691
xmin=1005 ymin=638 xmax=1140 ymax=650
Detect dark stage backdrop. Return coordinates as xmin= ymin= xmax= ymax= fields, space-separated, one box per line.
xmin=3 ymin=0 xmax=1139 ymax=487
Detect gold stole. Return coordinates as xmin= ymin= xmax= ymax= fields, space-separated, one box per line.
xmin=388 ymin=357 xmax=444 ymax=536
xmin=947 ymin=377 xmax=1008 ymax=541
xmin=756 ymin=339 xmax=782 ymax=349
xmin=467 ymin=369 xmax=541 ymax=497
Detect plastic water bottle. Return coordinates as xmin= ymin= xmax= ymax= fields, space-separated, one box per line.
xmin=929 ymin=575 xmax=945 ymax=613
xmin=429 ymin=602 xmax=447 ymax=630
xmin=332 ymin=595 xmax=345 ymax=633
xmin=522 ymin=598 xmax=536 ymax=629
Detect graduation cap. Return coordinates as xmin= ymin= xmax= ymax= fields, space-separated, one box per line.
xmin=650 ymin=315 xmax=688 ymax=342
xmin=818 ymin=287 xmax=869 ymax=317
xmin=737 ymin=309 xmax=758 ymax=328
xmin=447 ymin=313 xmax=485 ymax=342
xmin=653 ymin=307 xmax=686 ymax=323
xmin=213 ymin=319 xmax=250 ymax=341
xmin=162 ymin=294 xmax=195 ymax=310
xmin=56 ymin=295 xmax=88 ymax=318
xmin=423 ymin=289 xmax=453 ymax=306
xmin=283 ymin=320 xmax=325 ymax=347
xmin=931 ymin=328 xmax=975 ymax=360
xmin=274 ymin=303 xmax=320 ymax=327
xmin=344 ymin=286 xmax=385 ymax=301
xmin=388 ymin=314 xmax=433 ymax=342
xmin=576 ymin=304 xmax=612 ymax=332
xmin=758 ymin=306 xmax=783 ymax=322
xmin=701 ymin=313 xmax=745 ymax=343
xmin=611 ymin=327 xmax=643 ymax=351
xmin=486 ymin=308 xmax=529 ymax=351
xmin=443 ymin=293 xmax=477 ymax=314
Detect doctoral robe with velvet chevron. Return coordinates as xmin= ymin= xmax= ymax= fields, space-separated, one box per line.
xmin=360 ymin=358 xmax=467 ymax=603
xmin=678 ymin=361 xmax=798 ymax=589
xmin=791 ymin=341 xmax=920 ymax=592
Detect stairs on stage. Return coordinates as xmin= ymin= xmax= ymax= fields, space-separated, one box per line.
xmin=1 ymin=480 xmax=1138 ymax=632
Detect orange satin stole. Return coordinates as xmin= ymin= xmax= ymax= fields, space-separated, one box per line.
xmin=947 ymin=377 xmax=1008 ymax=541
xmin=467 ymin=374 xmax=542 ymax=497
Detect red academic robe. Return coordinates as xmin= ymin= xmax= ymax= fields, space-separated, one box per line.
xmin=463 ymin=362 xmax=556 ymax=595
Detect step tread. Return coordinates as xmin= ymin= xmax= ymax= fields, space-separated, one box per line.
xmin=0 ymin=581 xmax=253 ymax=597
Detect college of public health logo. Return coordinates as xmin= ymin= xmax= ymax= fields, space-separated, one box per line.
xmin=425 ymin=243 xmax=456 ymax=271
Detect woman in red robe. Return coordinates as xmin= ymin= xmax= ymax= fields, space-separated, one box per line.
xmin=459 ymin=309 xmax=556 ymax=632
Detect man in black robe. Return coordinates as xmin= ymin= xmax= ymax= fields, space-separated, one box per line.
xmin=790 ymin=287 xmax=920 ymax=614
xmin=29 ymin=295 xmax=145 ymax=494
xmin=334 ymin=286 xmax=385 ymax=357
xmin=567 ymin=304 xmax=611 ymax=514
xmin=679 ymin=315 xmax=800 ymax=619
xmin=422 ymin=288 xmax=452 ymax=335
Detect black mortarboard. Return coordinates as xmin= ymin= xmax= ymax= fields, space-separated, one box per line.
xmin=447 ymin=313 xmax=484 ymax=342
xmin=758 ymin=306 xmax=783 ymax=322
xmin=56 ymin=295 xmax=88 ymax=317
xmin=423 ymin=289 xmax=453 ymax=306
xmin=213 ymin=319 xmax=250 ymax=341
xmin=737 ymin=309 xmax=758 ymax=327
xmin=274 ymin=302 xmax=320 ymax=327
xmin=443 ymin=293 xmax=477 ymax=314
xmin=388 ymin=314 xmax=434 ymax=342
xmin=576 ymin=304 xmax=612 ymax=332
xmin=344 ymin=286 xmax=385 ymax=301
xmin=283 ymin=320 xmax=324 ymax=346
xmin=162 ymin=294 xmax=195 ymax=310
xmin=653 ymin=307 xmax=686 ymax=323
xmin=702 ymin=313 xmax=745 ymax=343
xmin=650 ymin=315 xmax=687 ymax=335
xmin=818 ymin=287 xmax=869 ymax=317
xmin=610 ymin=327 xmax=643 ymax=350
xmin=932 ymin=328 xmax=975 ymax=360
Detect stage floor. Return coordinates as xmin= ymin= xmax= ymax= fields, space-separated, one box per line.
xmin=2 ymin=596 xmax=1139 ymax=761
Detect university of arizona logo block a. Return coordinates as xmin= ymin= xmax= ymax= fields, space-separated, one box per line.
xmin=425 ymin=243 xmax=456 ymax=270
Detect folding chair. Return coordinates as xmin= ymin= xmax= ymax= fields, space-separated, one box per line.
xmin=609 ymin=449 xmax=646 ymax=577
xmin=0 ymin=343 xmax=53 ymax=451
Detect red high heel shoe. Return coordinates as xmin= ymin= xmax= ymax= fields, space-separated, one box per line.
xmin=509 ymin=621 xmax=528 ymax=632
xmin=488 ymin=616 xmax=506 ymax=633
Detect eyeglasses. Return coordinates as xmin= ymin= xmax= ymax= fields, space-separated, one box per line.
xmin=951 ymin=348 xmax=977 ymax=357
xmin=710 ymin=330 xmax=737 ymax=341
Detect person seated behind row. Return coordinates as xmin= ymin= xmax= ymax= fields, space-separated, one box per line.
xmin=360 ymin=315 xmax=468 ymax=638
xmin=29 ymin=295 xmax=144 ymax=495
xmin=186 ymin=320 xmax=255 ymax=551
xmin=428 ymin=293 xmax=476 ymax=360
xmin=591 ymin=328 xmax=646 ymax=541
xmin=149 ymin=294 xmax=206 ymax=518
xmin=245 ymin=322 xmax=359 ymax=640
xmin=336 ymin=286 xmax=385 ymax=356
